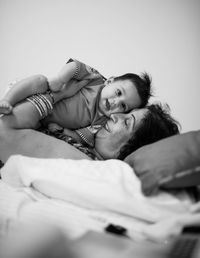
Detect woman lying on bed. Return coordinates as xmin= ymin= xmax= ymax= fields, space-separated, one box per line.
xmin=0 ymin=102 xmax=179 ymax=163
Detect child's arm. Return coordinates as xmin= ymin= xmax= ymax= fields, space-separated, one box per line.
xmin=0 ymin=60 xmax=83 ymax=114
xmin=48 ymin=58 xmax=104 ymax=97
xmin=48 ymin=78 xmax=91 ymax=101
xmin=48 ymin=61 xmax=77 ymax=92
xmin=0 ymin=75 xmax=49 ymax=114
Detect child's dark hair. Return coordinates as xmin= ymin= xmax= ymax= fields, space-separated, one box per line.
xmin=114 ymin=72 xmax=152 ymax=107
xmin=118 ymin=103 xmax=180 ymax=159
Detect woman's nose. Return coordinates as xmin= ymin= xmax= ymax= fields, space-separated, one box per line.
xmin=110 ymin=113 xmax=126 ymax=123
xmin=110 ymin=113 xmax=119 ymax=123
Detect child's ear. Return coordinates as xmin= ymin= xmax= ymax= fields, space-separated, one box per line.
xmin=105 ymin=76 xmax=115 ymax=86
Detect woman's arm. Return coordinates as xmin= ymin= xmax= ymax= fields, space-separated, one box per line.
xmin=0 ymin=122 xmax=91 ymax=163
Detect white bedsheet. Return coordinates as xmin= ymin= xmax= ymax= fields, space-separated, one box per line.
xmin=0 ymin=155 xmax=192 ymax=240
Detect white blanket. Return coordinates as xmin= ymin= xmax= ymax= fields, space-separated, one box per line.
xmin=0 ymin=155 xmax=192 ymax=240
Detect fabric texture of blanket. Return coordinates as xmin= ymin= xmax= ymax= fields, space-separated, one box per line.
xmin=0 ymin=155 xmax=192 ymax=240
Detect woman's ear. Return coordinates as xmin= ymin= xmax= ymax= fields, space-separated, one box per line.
xmin=104 ymin=76 xmax=115 ymax=86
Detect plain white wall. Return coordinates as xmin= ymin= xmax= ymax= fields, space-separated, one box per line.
xmin=0 ymin=0 xmax=199 ymax=132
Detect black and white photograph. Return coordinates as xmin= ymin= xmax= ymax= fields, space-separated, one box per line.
xmin=0 ymin=0 xmax=200 ymax=257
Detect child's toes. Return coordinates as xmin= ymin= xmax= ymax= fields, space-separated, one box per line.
xmin=0 ymin=102 xmax=13 ymax=114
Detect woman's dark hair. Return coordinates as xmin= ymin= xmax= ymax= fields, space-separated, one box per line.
xmin=114 ymin=72 xmax=153 ymax=108
xmin=118 ymin=103 xmax=180 ymax=160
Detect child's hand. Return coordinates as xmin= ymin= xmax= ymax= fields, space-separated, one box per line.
xmin=48 ymin=123 xmax=63 ymax=133
xmin=58 ymin=72 xmax=102 ymax=99
xmin=82 ymin=72 xmax=102 ymax=80
xmin=60 ymin=79 xmax=90 ymax=98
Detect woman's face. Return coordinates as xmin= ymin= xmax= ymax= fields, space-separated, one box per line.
xmin=95 ymin=108 xmax=148 ymax=159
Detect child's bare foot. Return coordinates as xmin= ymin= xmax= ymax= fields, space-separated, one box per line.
xmin=0 ymin=100 xmax=13 ymax=114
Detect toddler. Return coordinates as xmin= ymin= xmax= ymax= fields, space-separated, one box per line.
xmin=0 ymin=58 xmax=152 ymax=146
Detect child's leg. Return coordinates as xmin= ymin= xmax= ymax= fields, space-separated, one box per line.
xmin=0 ymin=93 xmax=53 ymax=129
xmin=0 ymin=75 xmax=49 ymax=114
xmin=0 ymin=100 xmax=42 ymax=129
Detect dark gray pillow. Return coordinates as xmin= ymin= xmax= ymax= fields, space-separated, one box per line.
xmin=124 ymin=130 xmax=200 ymax=195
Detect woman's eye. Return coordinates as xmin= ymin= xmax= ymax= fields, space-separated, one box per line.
xmin=116 ymin=89 xmax=121 ymax=96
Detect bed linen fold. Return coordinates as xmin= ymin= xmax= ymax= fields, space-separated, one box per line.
xmin=0 ymin=155 xmax=192 ymax=239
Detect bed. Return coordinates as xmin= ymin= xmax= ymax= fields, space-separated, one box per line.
xmin=0 ymin=129 xmax=200 ymax=257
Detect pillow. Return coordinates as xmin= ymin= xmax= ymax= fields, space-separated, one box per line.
xmin=124 ymin=130 xmax=200 ymax=196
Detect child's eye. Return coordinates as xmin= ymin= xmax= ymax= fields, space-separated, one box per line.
xmin=116 ymin=89 xmax=122 ymax=96
xmin=121 ymin=103 xmax=126 ymax=111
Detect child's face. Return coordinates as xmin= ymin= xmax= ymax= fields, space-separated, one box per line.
xmin=99 ymin=78 xmax=141 ymax=117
